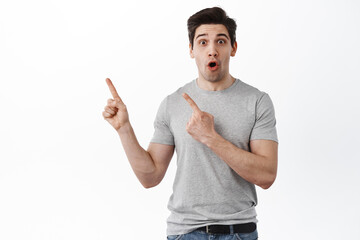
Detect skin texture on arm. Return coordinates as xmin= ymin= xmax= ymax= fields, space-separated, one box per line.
xmin=182 ymin=92 xmax=278 ymax=189
xmin=118 ymin=124 xmax=174 ymax=188
xmin=206 ymin=136 xmax=278 ymax=189
xmin=146 ymin=143 xmax=175 ymax=187
xmin=103 ymin=78 xmax=174 ymax=188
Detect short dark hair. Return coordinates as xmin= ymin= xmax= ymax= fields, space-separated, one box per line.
xmin=187 ymin=7 xmax=237 ymax=49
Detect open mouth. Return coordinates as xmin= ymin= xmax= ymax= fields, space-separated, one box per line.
xmin=208 ymin=61 xmax=219 ymax=70
xmin=209 ymin=62 xmax=217 ymax=68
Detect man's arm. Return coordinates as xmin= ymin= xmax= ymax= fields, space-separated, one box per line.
xmin=206 ymin=135 xmax=278 ymax=189
xmin=117 ymin=124 xmax=174 ymax=189
xmin=182 ymin=92 xmax=278 ymax=189
xmin=103 ymin=78 xmax=174 ymax=188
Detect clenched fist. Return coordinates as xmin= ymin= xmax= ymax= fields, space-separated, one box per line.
xmin=103 ymin=78 xmax=130 ymax=131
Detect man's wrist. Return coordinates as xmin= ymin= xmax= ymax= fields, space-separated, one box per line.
xmin=204 ymin=131 xmax=224 ymax=149
xmin=117 ymin=122 xmax=132 ymax=135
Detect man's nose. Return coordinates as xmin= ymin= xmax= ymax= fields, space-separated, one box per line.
xmin=208 ymin=44 xmax=218 ymax=57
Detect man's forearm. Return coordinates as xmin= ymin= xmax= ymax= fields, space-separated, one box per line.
xmin=204 ymin=133 xmax=276 ymax=189
xmin=117 ymin=122 xmax=157 ymax=187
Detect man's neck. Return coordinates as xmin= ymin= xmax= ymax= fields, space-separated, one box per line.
xmin=196 ymin=75 xmax=235 ymax=91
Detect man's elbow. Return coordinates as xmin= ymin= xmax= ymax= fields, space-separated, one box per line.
xmin=142 ymin=182 xmax=159 ymax=189
xmin=260 ymin=182 xmax=273 ymax=190
xmin=140 ymin=177 xmax=161 ymax=189
xmin=137 ymin=167 xmax=164 ymax=189
xmin=260 ymin=175 xmax=277 ymax=190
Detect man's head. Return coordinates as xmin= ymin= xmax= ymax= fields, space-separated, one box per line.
xmin=187 ymin=7 xmax=237 ymax=84
xmin=187 ymin=7 xmax=237 ymax=49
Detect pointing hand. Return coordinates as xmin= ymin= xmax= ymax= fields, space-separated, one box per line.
xmin=103 ymin=78 xmax=130 ymax=131
xmin=182 ymin=93 xmax=217 ymax=144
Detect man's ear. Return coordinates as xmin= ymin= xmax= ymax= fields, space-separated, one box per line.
xmin=189 ymin=43 xmax=194 ymax=58
xmin=231 ymin=41 xmax=237 ymax=57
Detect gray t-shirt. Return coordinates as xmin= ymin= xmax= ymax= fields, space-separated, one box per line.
xmin=150 ymin=78 xmax=278 ymax=235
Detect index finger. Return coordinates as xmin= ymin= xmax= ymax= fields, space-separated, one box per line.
xmin=182 ymin=93 xmax=201 ymax=113
xmin=106 ymin=78 xmax=123 ymax=102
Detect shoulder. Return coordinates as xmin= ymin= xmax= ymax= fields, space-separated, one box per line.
xmin=237 ymin=79 xmax=264 ymax=95
xmin=166 ymin=79 xmax=195 ymax=101
xmin=235 ymin=79 xmax=270 ymax=103
xmin=154 ymin=80 xmax=195 ymax=111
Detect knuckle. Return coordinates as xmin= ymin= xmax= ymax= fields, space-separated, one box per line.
xmin=105 ymin=106 xmax=112 ymax=111
xmin=103 ymin=111 xmax=112 ymax=118
xmin=119 ymin=104 xmax=127 ymax=111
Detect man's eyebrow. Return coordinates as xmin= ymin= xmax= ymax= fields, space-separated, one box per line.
xmin=195 ymin=33 xmax=230 ymax=40
xmin=195 ymin=33 xmax=208 ymax=40
xmin=217 ymin=33 xmax=229 ymax=39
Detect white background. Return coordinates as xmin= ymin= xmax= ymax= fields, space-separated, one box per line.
xmin=1 ymin=0 xmax=359 ymax=239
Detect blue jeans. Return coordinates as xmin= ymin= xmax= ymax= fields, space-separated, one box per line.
xmin=167 ymin=229 xmax=258 ymax=240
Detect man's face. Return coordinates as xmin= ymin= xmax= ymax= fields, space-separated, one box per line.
xmin=190 ymin=24 xmax=237 ymax=83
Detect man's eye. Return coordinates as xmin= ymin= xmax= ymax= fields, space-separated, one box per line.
xmin=218 ymin=39 xmax=225 ymax=44
xmin=200 ymin=40 xmax=206 ymax=45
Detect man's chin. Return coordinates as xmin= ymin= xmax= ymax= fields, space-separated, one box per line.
xmin=204 ymin=74 xmax=223 ymax=83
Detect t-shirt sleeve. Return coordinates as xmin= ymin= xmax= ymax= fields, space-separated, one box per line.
xmin=150 ymin=96 xmax=175 ymax=145
xmin=250 ymin=93 xmax=279 ymax=143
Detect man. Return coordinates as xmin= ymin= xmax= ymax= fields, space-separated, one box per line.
xmin=103 ymin=7 xmax=278 ymax=240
